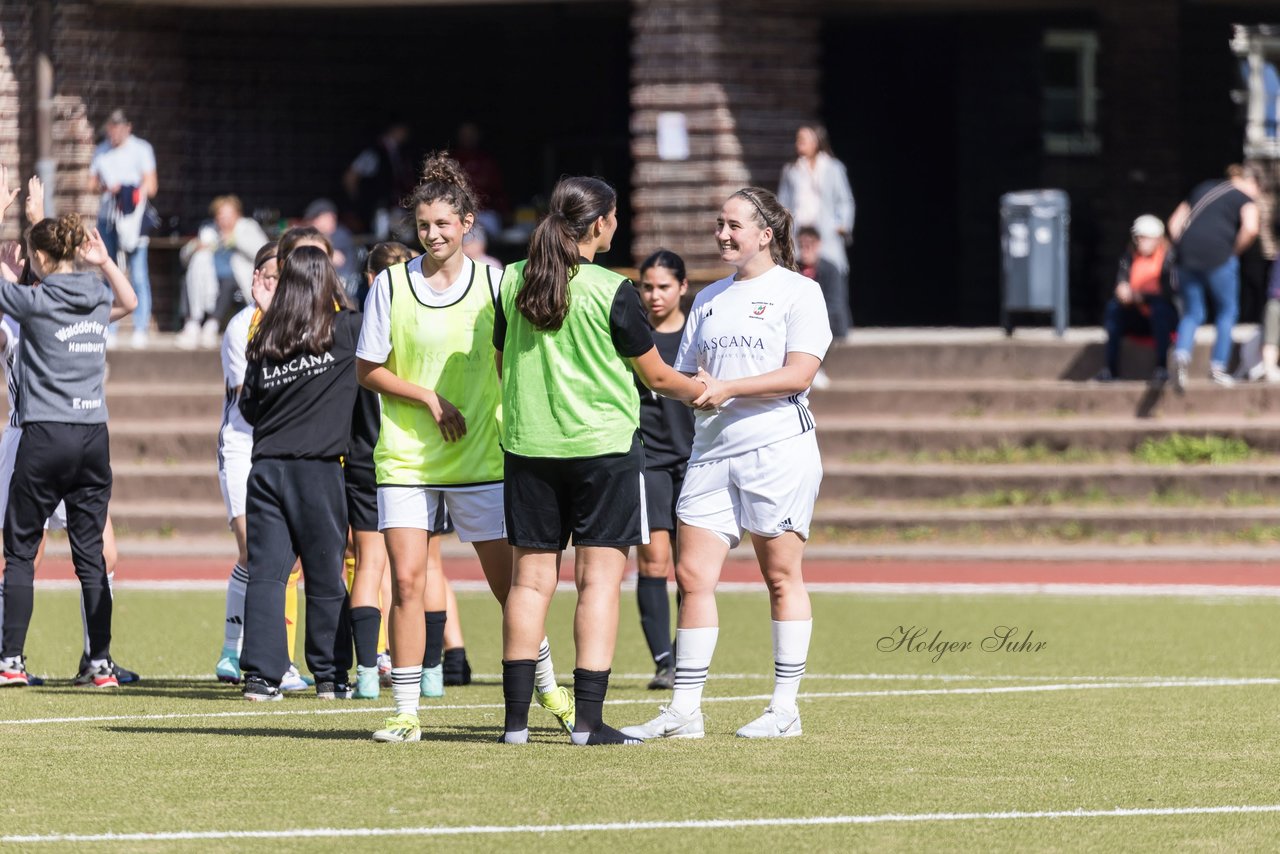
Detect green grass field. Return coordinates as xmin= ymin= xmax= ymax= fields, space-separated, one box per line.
xmin=3 ymin=585 xmax=1280 ymax=851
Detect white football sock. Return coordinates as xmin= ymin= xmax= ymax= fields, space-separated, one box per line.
xmin=534 ymin=637 xmax=557 ymax=693
xmin=770 ymin=619 xmax=812 ymax=713
xmin=669 ymin=626 xmax=718 ymax=714
xmin=391 ymin=666 xmax=421 ymax=716
xmin=223 ymin=564 xmax=249 ymax=652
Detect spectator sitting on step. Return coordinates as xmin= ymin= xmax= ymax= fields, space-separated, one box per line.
xmin=1097 ymin=214 xmax=1178 ymax=384
xmin=176 ymin=195 xmax=268 ymax=350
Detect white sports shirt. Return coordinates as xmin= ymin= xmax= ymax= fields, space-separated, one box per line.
xmin=218 ymin=306 xmax=256 ymax=465
xmin=674 ymin=265 xmax=832 ymax=464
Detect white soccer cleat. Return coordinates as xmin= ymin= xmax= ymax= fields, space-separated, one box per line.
xmin=619 ymin=705 xmax=704 ymax=740
xmin=735 ymin=705 xmax=802 ymax=739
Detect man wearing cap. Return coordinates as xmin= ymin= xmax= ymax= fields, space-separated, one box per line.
xmin=1098 ymin=214 xmax=1178 ymax=384
xmin=303 ymin=198 xmax=360 ymax=294
xmin=90 ymin=109 xmax=157 ymax=349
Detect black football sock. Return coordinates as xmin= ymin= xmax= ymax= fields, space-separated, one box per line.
xmin=502 ymin=659 xmax=536 ymax=733
xmin=636 ymin=576 xmax=673 ymax=667
xmin=422 ymin=611 xmax=446 ymax=669
xmin=350 ymin=606 xmax=381 ymax=669
xmin=443 ymin=647 xmax=471 ymax=685
xmin=571 ymin=667 xmax=609 ymax=735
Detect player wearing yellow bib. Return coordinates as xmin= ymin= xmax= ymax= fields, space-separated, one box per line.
xmin=357 ymin=155 xmax=572 ymax=743
xmin=496 ymin=176 xmax=707 ymax=745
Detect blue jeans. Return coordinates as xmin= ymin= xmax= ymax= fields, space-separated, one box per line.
xmin=1174 ymin=256 xmax=1239 ymax=369
xmin=99 ymin=219 xmax=152 ymax=336
xmin=1103 ymin=296 xmax=1177 ymax=375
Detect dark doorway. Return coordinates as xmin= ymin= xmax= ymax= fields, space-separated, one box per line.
xmin=820 ymin=14 xmax=1060 ymax=327
xmin=171 ymin=3 xmax=633 ymax=263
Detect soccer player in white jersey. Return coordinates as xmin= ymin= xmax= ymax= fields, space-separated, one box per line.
xmin=623 ymin=187 xmax=832 ymax=740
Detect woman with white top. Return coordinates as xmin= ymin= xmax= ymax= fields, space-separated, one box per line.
xmin=777 ymin=124 xmax=854 ymax=346
xmin=623 ymin=187 xmax=832 ymax=741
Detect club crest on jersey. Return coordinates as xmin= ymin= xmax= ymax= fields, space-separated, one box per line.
xmin=751 ymin=302 xmax=769 ymax=317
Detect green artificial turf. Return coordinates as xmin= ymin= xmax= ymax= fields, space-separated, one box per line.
xmin=2 ymin=587 xmax=1279 ymax=851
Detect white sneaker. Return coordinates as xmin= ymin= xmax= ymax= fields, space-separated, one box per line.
xmin=736 ymin=705 xmax=802 ymax=738
xmin=130 ymin=329 xmax=149 ymax=350
xmin=280 ymin=665 xmax=309 ymax=692
xmin=199 ymin=318 xmax=220 ymax=349
xmin=1209 ymin=367 xmax=1236 ymax=388
xmin=175 ymin=319 xmax=201 ymax=350
xmin=619 ymin=705 xmax=705 ymax=740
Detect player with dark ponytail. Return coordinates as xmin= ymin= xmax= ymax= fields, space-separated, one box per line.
xmin=495 ymin=176 xmax=708 ymax=745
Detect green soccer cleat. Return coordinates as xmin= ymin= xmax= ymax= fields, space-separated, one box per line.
xmin=215 ymin=649 xmax=241 ymax=684
xmin=373 ymin=712 xmax=422 ymax=743
xmin=354 ymin=665 xmax=380 ymax=700
xmin=536 ymin=685 xmax=576 ymax=734
xmin=420 ymin=664 xmax=444 ymax=698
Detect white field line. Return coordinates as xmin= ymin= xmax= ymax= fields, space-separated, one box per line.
xmin=5 ymin=804 xmax=1280 ymax=844
xmin=31 ymin=579 xmax=1280 ymax=598
xmin=1 ymin=677 xmax=1276 ymax=727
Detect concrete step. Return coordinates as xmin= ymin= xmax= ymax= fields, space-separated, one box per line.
xmin=810 ymin=504 xmax=1280 ymax=536
xmin=106 ymin=345 xmax=223 ymax=383
xmin=104 ymin=383 xmax=225 ymax=420
xmin=109 ymin=420 xmax=217 ymax=463
xmin=822 ymin=462 xmax=1280 ymax=501
xmin=108 ymin=501 xmax=229 ymax=538
xmin=823 ymin=334 xmax=1240 ymax=381
xmin=809 ymin=379 xmax=1280 ymax=419
xmin=109 ymin=463 xmax=221 ymax=502
xmin=816 ymin=416 xmax=1280 ymax=456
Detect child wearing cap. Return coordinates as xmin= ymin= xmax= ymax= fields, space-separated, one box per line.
xmin=1099 ymin=214 xmax=1178 ymax=384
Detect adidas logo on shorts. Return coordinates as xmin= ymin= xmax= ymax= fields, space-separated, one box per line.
xmin=779 ymin=517 xmax=794 ymax=530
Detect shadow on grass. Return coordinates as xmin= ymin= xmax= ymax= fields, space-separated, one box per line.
xmin=29 ymin=681 xmax=257 ymax=701
xmin=104 ymin=724 xmax=500 ymax=743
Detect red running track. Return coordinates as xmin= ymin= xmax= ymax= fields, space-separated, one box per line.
xmin=34 ymin=557 xmax=1280 ymax=587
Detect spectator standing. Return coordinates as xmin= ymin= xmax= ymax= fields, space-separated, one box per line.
xmin=453 ymin=123 xmax=508 ymax=238
xmin=90 ymin=109 xmax=157 ymax=349
xmin=343 ymin=122 xmax=416 ymax=239
xmin=175 ymin=195 xmax=268 ymax=350
xmin=1168 ymin=164 xmax=1261 ymax=388
xmin=1098 ymin=215 xmax=1179 ymax=384
xmin=778 ymin=124 xmax=854 ymax=342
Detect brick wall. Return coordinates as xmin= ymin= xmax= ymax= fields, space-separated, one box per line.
xmin=0 ymin=2 xmax=186 ymax=239
xmin=629 ymin=0 xmax=819 ymax=272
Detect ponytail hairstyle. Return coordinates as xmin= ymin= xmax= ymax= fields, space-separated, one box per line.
xmin=247 ymin=245 xmax=351 ymax=362
xmin=731 ymin=187 xmax=797 ymax=272
xmin=404 ymin=152 xmax=479 ymax=223
xmin=366 ymin=241 xmax=417 ymax=278
xmin=277 ymin=225 xmax=333 ymax=267
xmin=639 ymin=248 xmax=687 ymax=283
xmin=519 ymin=176 xmax=617 ymax=331
xmin=27 ymin=212 xmax=87 ymax=265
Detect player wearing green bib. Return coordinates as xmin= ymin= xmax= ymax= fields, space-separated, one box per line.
xmin=356 ymin=155 xmax=573 ymax=743
xmin=494 ymin=176 xmax=708 ymax=746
